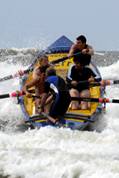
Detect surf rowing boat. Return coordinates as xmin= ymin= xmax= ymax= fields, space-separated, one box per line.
xmin=19 ymin=36 xmax=104 ymax=130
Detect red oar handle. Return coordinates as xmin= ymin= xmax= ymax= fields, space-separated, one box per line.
xmin=100 ymin=80 xmax=119 ymax=86
xmin=0 ymin=91 xmax=25 ymax=99
xmin=10 ymin=91 xmax=25 ymax=97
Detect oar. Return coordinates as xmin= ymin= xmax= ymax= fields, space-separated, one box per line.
xmin=0 ymin=51 xmax=82 ymax=83
xmin=1 ymin=90 xmax=119 ymax=105
xmin=51 ymin=51 xmax=82 ymax=64
xmin=71 ymin=97 xmax=119 ymax=104
xmin=0 ymin=90 xmax=38 ymax=99
xmin=0 ymin=69 xmax=32 ymax=82
xmin=0 ymin=91 xmax=25 ymax=99
xmin=0 ymin=51 xmax=71 ymax=83
xmin=0 ymin=51 xmax=45 ymax=83
xmin=0 ymin=48 xmax=105 ymax=83
xmin=0 ymin=51 xmax=94 ymax=83
xmin=105 ymin=80 xmax=119 ymax=85
xmin=51 ymin=51 xmax=105 ymax=64
xmin=75 ymin=79 xmax=119 ymax=88
xmin=94 ymin=79 xmax=119 ymax=86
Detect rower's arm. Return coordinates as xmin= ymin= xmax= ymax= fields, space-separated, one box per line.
xmin=68 ymin=44 xmax=76 ymax=57
xmin=87 ymin=45 xmax=94 ymax=55
xmin=22 ymin=68 xmax=40 ymax=93
xmin=82 ymin=45 xmax=94 ymax=55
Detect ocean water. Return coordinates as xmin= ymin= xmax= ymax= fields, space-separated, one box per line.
xmin=0 ymin=49 xmax=119 ymax=178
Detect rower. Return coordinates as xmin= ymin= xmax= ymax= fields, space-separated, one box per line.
xmin=23 ymin=55 xmax=50 ymax=114
xmin=66 ymin=54 xmax=96 ymax=110
xmin=68 ymin=35 xmax=94 ymax=65
xmin=40 ymin=67 xmax=71 ymax=125
xmin=68 ymin=35 xmax=101 ymax=81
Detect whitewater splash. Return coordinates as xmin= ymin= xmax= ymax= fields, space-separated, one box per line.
xmin=0 ymin=52 xmax=119 ymax=178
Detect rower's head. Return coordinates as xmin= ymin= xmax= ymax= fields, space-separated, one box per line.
xmin=75 ymin=35 xmax=87 ymax=49
xmin=46 ymin=67 xmax=56 ymax=77
xmin=37 ymin=55 xmax=49 ymax=67
xmin=73 ymin=53 xmax=91 ymax=67
xmin=73 ymin=57 xmax=83 ymax=69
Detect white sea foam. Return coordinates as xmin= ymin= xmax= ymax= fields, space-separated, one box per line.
xmin=0 ymin=60 xmax=119 ymax=178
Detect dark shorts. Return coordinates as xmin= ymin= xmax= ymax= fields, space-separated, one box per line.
xmin=49 ymin=91 xmax=71 ymax=118
xmin=77 ymin=82 xmax=89 ymax=93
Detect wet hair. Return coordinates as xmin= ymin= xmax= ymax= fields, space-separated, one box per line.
xmin=38 ymin=55 xmax=48 ymax=62
xmin=46 ymin=67 xmax=56 ymax=76
xmin=76 ymin=35 xmax=87 ymax=43
xmin=73 ymin=53 xmax=91 ymax=66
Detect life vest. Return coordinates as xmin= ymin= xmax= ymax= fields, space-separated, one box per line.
xmin=45 ymin=75 xmax=67 ymax=94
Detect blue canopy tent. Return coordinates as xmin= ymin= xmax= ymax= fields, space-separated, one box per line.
xmin=46 ymin=35 xmax=73 ymax=53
